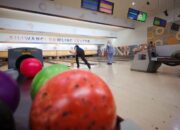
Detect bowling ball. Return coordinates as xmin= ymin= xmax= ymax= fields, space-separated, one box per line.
xmin=0 ymin=100 xmax=15 ymax=130
xmin=30 ymin=69 xmax=116 ymax=130
xmin=0 ymin=71 xmax=20 ymax=113
xmin=20 ymin=58 xmax=43 ymax=78
xmin=31 ymin=64 xmax=70 ymax=99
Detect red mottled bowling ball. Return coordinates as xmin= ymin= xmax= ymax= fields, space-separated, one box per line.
xmin=30 ymin=70 xmax=116 ymax=130
xmin=0 ymin=71 xmax=20 ymax=113
xmin=20 ymin=58 xmax=42 ymax=78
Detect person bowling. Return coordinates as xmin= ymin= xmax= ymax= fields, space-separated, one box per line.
xmin=74 ymin=45 xmax=91 ymax=69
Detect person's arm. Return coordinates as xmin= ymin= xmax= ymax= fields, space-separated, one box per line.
xmin=106 ymin=45 xmax=109 ymax=53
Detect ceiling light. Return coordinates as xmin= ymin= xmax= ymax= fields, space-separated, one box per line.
xmin=132 ymin=2 xmax=136 ymax=6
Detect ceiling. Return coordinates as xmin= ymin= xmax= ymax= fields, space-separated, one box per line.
xmin=116 ymin=0 xmax=180 ymax=19
xmin=53 ymin=0 xmax=180 ymax=19
xmin=0 ymin=7 xmax=124 ymax=31
xmin=0 ymin=0 xmax=180 ymax=31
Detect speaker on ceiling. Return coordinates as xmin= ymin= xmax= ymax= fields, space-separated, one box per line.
xmin=164 ymin=10 xmax=168 ymax=16
xmin=146 ymin=1 xmax=150 ymax=5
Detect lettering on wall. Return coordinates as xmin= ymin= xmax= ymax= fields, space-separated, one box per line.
xmin=0 ymin=29 xmax=106 ymax=44
xmin=6 ymin=35 xmax=91 ymax=44
xmin=1 ymin=34 xmax=91 ymax=44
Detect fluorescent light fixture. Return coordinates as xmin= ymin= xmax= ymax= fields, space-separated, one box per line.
xmin=132 ymin=2 xmax=136 ymax=6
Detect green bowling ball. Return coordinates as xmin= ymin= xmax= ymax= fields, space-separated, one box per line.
xmin=0 ymin=100 xmax=15 ymax=130
xmin=31 ymin=64 xmax=70 ymax=99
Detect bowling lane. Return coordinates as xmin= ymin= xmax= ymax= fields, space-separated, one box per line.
xmin=45 ymin=58 xmax=98 ymax=69
xmin=86 ymin=56 xmax=130 ymax=63
xmin=44 ymin=59 xmax=75 ymax=67
xmin=0 ymin=62 xmax=7 ymax=71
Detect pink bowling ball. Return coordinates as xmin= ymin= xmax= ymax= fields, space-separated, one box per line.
xmin=20 ymin=58 xmax=42 ymax=78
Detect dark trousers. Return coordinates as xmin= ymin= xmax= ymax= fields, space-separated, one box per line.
xmin=76 ymin=54 xmax=91 ymax=69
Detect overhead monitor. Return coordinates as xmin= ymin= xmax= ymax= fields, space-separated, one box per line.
xmin=99 ymin=0 xmax=114 ymax=14
xmin=127 ymin=8 xmax=139 ymax=20
xmin=171 ymin=23 xmax=179 ymax=31
xmin=153 ymin=17 xmax=167 ymax=27
xmin=137 ymin=12 xmax=148 ymax=22
xmin=81 ymin=0 xmax=99 ymax=11
xmin=127 ymin=8 xmax=147 ymax=22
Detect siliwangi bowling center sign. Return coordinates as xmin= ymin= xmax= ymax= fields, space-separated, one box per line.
xmin=0 ymin=29 xmax=106 ymax=44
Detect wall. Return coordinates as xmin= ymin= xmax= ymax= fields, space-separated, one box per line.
xmin=0 ymin=18 xmax=117 ymax=38
xmin=114 ymin=7 xmax=180 ymax=46
xmin=148 ymin=21 xmax=180 ymax=46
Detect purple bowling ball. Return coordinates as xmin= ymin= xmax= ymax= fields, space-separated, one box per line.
xmin=0 ymin=71 xmax=20 ymax=113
